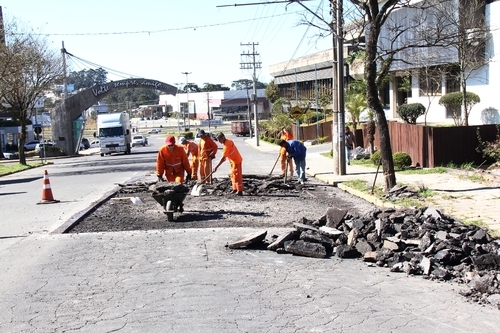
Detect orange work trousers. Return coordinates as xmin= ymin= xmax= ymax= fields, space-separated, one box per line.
xmin=199 ymin=158 xmax=213 ymax=183
xmin=230 ymin=161 xmax=243 ymax=191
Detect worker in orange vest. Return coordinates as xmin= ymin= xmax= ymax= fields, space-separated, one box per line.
xmin=213 ymin=132 xmax=243 ymax=195
xmin=197 ymin=130 xmax=218 ymax=183
xmin=179 ymin=136 xmax=199 ymax=181
xmin=280 ymin=127 xmax=294 ymax=176
xmin=156 ymin=135 xmax=192 ymax=183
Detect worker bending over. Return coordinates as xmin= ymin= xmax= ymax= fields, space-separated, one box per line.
xmin=280 ymin=127 xmax=294 ymax=176
xmin=156 ymin=135 xmax=192 ymax=183
xmin=213 ymin=132 xmax=244 ymax=195
xmin=179 ymin=136 xmax=199 ymax=181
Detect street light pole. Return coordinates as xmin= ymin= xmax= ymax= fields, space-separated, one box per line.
xmin=182 ymin=71 xmax=191 ymax=130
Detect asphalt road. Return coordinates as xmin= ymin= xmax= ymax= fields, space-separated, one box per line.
xmin=1 ymin=132 xmax=499 ymax=332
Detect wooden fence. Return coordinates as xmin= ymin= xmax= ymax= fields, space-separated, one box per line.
xmin=292 ymin=121 xmax=499 ymax=168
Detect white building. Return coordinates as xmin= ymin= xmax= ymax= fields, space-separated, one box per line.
xmin=270 ymin=0 xmax=500 ymax=126
xmin=158 ymin=89 xmax=270 ymax=121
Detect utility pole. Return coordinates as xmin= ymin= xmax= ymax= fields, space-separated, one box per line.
xmin=246 ymin=85 xmax=253 ymax=139
xmin=336 ymin=0 xmax=346 ymax=175
xmin=182 ymin=71 xmax=191 ymax=130
xmin=62 ymin=41 xmax=68 ymax=100
xmin=330 ymin=0 xmax=345 ymax=175
xmin=240 ymin=42 xmax=261 ymax=145
xmin=206 ymin=92 xmax=211 ymax=133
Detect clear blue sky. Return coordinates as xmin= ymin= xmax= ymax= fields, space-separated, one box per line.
xmin=1 ymin=0 xmax=333 ymax=89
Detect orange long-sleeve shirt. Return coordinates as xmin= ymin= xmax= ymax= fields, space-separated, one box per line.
xmin=198 ymin=136 xmax=218 ymax=160
xmin=280 ymin=130 xmax=294 ymax=156
xmin=183 ymin=141 xmax=198 ymax=158
xmin=156 ymin=144 xmax=192 ymax=181
xmin=221 ymin=138 xmax=242 ymax=164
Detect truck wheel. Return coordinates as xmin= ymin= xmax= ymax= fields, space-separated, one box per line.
xmin=100 ymin=153 xmax=104 ymax=157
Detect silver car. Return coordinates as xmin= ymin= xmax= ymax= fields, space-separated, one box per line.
xmin=132 ymin=135 xmax=148 ymax=147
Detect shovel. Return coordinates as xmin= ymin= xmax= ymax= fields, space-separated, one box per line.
xmin=269 ymin=152 xmax=281 ymax=175
xmin=284 ymin=158 xmax=288 ymax=183
xmin=191 ymin=169 xmax=216 ymax=196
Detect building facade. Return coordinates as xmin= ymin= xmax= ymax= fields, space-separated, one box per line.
xmin=269 ymin=0 xmax=500 ymax=126
xmin=158 ymin=89 xmax=270 ymax=121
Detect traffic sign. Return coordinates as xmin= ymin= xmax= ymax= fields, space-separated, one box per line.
xmin=290 ymin=106 xmax=303 ymax=119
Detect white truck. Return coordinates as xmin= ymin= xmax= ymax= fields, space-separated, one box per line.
xmin=96 ymin=112 xmax=132 ymax=157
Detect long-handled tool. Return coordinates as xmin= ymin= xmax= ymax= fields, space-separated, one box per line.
xmin=269 ymin=152 xmax=281 ymax=175
xmin=191 ymin=169 xmax=216 ymax=196
xmin=284 ymin=158 xmax=288 ymax=183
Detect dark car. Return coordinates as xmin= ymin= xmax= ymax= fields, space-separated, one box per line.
xmin=81 ymin=138 xmax=90 ymax=149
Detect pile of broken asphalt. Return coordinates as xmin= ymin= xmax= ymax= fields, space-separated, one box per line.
xmin=227 ymin=205 xmax=500 ymax=309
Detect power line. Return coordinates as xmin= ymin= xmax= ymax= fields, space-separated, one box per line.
xmin=65 ymin=52 xmax=140 ymax=79
xmin=19 ymin=12 xmax=301 ymax=37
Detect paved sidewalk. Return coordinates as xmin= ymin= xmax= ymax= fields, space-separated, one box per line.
xmin=245 ymin=138 xmax=500 ymax=234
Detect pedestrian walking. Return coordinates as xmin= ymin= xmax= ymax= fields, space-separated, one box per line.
xmin=277 ymin=139 xmax=307 ymax=184
xmin=197 ymin=130 xmax=218 ymax=183
xmin=280 ymin=127 xmax=294 ymax=176
xmin=345 ymin=126 xmax=357 ymax=165
xmin=156 ymin=135 xmax=192 ymax=183
xmin=213 ymin=132 xmax=244 ymax=195
xmin=179 ymin=136 xmax=199 ymax=181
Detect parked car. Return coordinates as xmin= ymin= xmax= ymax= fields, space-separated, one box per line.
xmin=24 ymin=140 xmax=40 ymax=151
xmin=90 ymin=140 xmax=100 ymax=148
xmin=148 ymin=128 xmax=161 ymax=134
xmin=132 ymin=135 xmax=148 ymax=147
xmin=81 ymin=138 xmax=90 ymax=149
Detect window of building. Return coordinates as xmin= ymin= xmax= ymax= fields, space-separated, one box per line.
xmin=445 ymin=69 xmax=460 ymax=93
xmin=419 ymin=68 xmax=442 ymax=96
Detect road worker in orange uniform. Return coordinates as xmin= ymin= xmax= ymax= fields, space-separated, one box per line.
xmin=213 ymin=132 xmax=243 ymax=195
xmin=179 ymin=136 xmax=199 ymax=181
xmin=197 ymin=130 xmax=218 ymax=183
xmin=156 ymin=135 xmax=192 ymax=183
xmin=280 ymin=127 xmax=294 ymax=176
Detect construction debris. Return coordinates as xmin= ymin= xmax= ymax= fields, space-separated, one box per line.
xmin=229 ymin=206 xmax=500 ymax=309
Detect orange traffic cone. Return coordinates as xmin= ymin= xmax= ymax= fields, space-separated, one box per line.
xmin=38 ymin=170 xmax=60 ymax=204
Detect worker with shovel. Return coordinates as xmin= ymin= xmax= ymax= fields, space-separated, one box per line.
xmin=179 ymin=136 xmax=199 ymax=181
xmin=156 ymin=135 xmax=192 ymax=183
xmin=213 ymin=132 xmax=244 ymax=195
xmin=277 ymin=139 xmax=307 ymax=184
xmin=280 ymin=127 xmax=294 ymax=177
xmin=197 ymin=130 xmax=218 ymax=184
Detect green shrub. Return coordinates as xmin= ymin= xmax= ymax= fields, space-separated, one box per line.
xmin=370 ymin=151 xmax=381 ymax=165
xmin=181 ymin=131 xmax=194 ymax=140
xmin=396 ymin=103 xmax=425 ymax=124
xmin=393 ymin=152 xmax=412 ymax=170
xmin=269 ymin=138 xmax=276 ymax=144
xmin=317 ymin=136 xmax=328 ymax=144
xmin=476 ymin=125 xmax=500 ymax=162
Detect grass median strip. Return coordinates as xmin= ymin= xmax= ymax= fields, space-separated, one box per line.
xmin=0 ymin=162 xmax=46 ymax=177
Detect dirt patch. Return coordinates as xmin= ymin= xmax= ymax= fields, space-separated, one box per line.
xmin=67 ymin=175 xmax=377 ymax=233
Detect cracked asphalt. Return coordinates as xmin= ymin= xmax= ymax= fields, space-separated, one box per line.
xmin=1 ymin=134 xmax=499 ymax=332
xmin=1 ymin=228 xmax=499 ymax=332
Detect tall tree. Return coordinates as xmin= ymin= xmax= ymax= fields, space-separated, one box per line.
xmin=67 ymin=68 xmax=107 ymax=90
xmin=0 ymin=20 xmax=64 ymax=165
xmin=294 ymin=0 xmax=455 ymax=190
xmin=231 ymin=79 xmax=266 ymax=90
xmin=201 ymin=83 xmax=229 ymax=92
xmin=265 ymin=80 xmax=279 ymax=103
